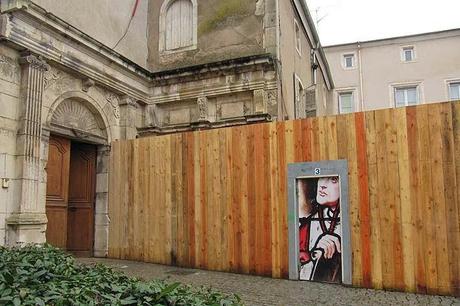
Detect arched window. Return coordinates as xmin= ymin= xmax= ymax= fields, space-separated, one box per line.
xmin=160 ymin=0 xmax=197 ymax=52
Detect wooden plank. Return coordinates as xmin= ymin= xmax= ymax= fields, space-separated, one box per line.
xmin=345 ymin=113 xmax=362 ymax=286
xmin=416 ymin=105 xmax=438 ymax=294
xmin=247 ymin=126 xmax=256 ymax=274
xmin=269 ymin=123 xmax=281 ymax=278
xmin=239 ymin=126 xmax=250 ymax=274
xmin=277 ymin=121 xmax=289 ymax=278
xmin=185 ymin=132 xmax=195 ymax=267
xmin=406 ymin=106 xmax=426 ymax=293
xmin=441 ymin=102 xmax=460 ymax=295
xmin=262 ymin=124 xmax=272 ymax=276
xmin=384 ymin=108 xmax=405 ymax=291
xmin=326 ymin=115 xmax=338 ymax=160
xmin=254 ymin=124 xmax=265 ymax=275
xmin=224 ymin=128 xmax=235 ymax=272
xmin=218 ymin=128 xmax=229 ymax=271
xmin=300 ymin=118 xmax=312 ymax=162
xmin=355 ymin=112 xmax=372 ymax=288
xmin=451 ymin=102 xmax=460 ymax=295
xmin=375 ymin=109 xmax=392 ymax=288
xmin=428 ymin=104 xmax=451 ymax=295
xmin=395 ymin=107 xmax=415 ymax=292
xmin=365 ymin=110 xmax=383 ymax=289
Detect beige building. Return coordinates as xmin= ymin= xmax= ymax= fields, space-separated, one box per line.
xmin=324 ymin=28 xmax=460 ymax=113
xmin=0 ymin=0 xmax=333 ymax=252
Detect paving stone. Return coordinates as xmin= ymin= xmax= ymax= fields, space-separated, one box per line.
xmin=78 ymin=258 xmax=460 ymax=306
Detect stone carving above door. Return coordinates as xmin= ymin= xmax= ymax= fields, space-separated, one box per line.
xmin=51 ymin=99 xmax=107 ymax=139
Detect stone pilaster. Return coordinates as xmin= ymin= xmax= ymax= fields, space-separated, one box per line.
xmin=94 ymin=145 xmax=110 ymax=257
xmin=119 ymin=95 xmax=138 ymax=139
xmin=6 ymin=53 xmax=49 ymax=245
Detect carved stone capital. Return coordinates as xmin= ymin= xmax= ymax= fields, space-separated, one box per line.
xmin=19 ymin=53 xmax=49 ymax=71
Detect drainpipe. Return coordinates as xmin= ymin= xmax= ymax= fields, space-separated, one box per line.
xmin=357 ymin=42 xmax=365 ymax=111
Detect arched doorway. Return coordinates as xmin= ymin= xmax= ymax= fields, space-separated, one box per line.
xmin=45 ymin=96 xmax=110 ymax=257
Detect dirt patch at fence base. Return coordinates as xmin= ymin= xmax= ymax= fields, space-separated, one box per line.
xmin=78 ymin=258 xmax=460 ymax=306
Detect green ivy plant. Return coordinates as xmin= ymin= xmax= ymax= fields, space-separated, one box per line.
xmin=0 ymin=245 xmax=242 ymax=306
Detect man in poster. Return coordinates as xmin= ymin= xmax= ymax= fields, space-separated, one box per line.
xmin=298 ymin=176 xmax=342 ymax=283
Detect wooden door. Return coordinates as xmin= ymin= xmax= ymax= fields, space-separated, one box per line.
xmin=45 ymin=135 xmax=71 ymax=248
xmin=66 ymin=142 xmax=96 ymax=257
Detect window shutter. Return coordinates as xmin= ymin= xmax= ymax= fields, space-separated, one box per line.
xmin=165 ymin=0 xmax=193 ymax=51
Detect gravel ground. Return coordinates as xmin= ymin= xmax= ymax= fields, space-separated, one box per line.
xmin=78 ymin=258 xmax=460 ymax=306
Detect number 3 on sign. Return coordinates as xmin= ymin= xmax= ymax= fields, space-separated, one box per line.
xmin=314 ymin=168 xmax=321 ymax=175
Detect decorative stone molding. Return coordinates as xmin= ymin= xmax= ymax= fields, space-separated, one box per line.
xmin=0 ymin=55 xmax=20 ymax=82
xmin=1 ymin=0 xmax=31 ymax=13
xmin=44 ymin=66 xmax=73 ymax=92
xmin=197 ymin=96 xmax=208 ymax=121
xmin=51 ymin=98 xmax=107 ymax=139
xmin=119 ymin=95 xmax=138 ymax=108
xmin=146 ymin=104 xmax=159 ymax=127
xmin=82 ymin=78 xmax=95 ymax=92
xmin=106 ymin=92 xmax=121 ymax=119
xmin=253 ymin=89 xmax=267 ymax=114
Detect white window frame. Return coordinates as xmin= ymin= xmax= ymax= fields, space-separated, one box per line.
xmin=391 ymin=83 xmax=422 ymax=107
xmin=401 ymin=45 xmax=416 ymax=63
xmin=294 ymin=19 xmax=302 ymax=56
xmin=337 ymin=90 xmax=355 ymax=114
xmin=342 ymin=53 xmax=355 ymax=69
xmin=294 ymin=74 xmax=305 ymax=119
xmin=159 ymin=0 xmax=198 ymax=54
xmin=447 ymin=79 xmax=460 ymax=101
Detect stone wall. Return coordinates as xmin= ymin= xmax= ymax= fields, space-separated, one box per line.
xmin=147 ymin=0 xmax=276 ymax=71
xmin=0 ymin=45 xmax=21 ymax=246
xmin=31 ymin=0 xmax=149 ymax=68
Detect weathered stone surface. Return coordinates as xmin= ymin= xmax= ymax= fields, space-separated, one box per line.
xmin=95 ymin=193 xmax=108 ymax=214
xmin=96 ymin=173 xmax=108 ymax=194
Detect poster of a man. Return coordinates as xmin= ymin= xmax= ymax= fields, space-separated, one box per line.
xmin=297 ymin=176 xmax=342 ymax=283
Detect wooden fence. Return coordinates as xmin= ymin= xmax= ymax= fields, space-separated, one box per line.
xmin=108 ymin=101 xmax=460 ymax=296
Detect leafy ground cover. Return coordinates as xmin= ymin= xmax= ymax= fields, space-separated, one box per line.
xmin=0 ymin=245 xmax=242 ymax=305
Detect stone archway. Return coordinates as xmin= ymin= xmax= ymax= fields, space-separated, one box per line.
xmin=44 ymin=96 xmax=111 ymax=257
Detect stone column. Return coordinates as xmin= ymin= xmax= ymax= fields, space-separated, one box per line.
xmin=6 ymin=53 xmax=49 ymax=245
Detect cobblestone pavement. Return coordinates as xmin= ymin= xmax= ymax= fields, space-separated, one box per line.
xmin=78 ymin=258 xmax=460 ymax=306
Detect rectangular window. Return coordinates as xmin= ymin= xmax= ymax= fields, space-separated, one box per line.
xmin=402 ymin=47 xmax=414 ymax=62
xmin=449 ymin=82 xmax=460 ymax=100
xmin=339 ymin=92 xmax=354 ymax=114
xmin=295 ymin=21 xmax=301 ymax=55
xmin=394 ymin=86 xmax=419 ymax=107
xmin=343 ymin=54 xmax=355 ymax=68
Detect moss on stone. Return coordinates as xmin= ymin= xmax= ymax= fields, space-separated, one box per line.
xmin=198 ymin=0 xmax=252 ymax=35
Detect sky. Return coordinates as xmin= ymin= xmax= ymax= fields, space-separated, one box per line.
xmin=305 ymin=0 xmax=460 ymax=46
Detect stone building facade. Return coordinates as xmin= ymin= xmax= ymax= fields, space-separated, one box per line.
xmin=0 ymin=0 xmax=333 ymax=254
